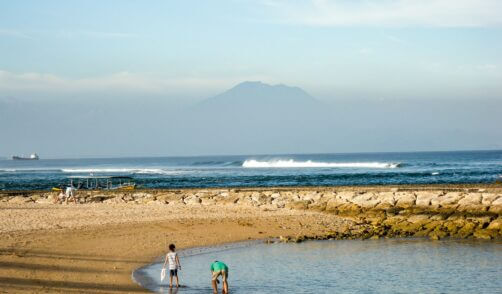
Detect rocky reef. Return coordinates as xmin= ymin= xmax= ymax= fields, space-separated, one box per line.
xmin=2 ymin=185 xmax=501 ymax=240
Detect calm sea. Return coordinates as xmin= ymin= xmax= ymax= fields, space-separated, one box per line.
xmin=133 ymin=239 xmax=502 ymax=294
xmin=1 ymin=150 xmax=501 ymax=190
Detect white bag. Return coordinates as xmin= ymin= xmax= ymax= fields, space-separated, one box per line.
xmin=161 ymin=268 xmax=166 ymax=281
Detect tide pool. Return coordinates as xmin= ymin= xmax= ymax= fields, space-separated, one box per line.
xmin=133 ymin=239 xmax=502 ymax=293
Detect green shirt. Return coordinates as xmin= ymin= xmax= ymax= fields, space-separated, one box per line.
xmin=210 ymin=261 xmax=228 ymax=272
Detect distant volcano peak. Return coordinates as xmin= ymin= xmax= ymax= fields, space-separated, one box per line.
xmin=197 ymin=81 xmax=317 ymax=110
xmin=230 ymin=81 xmax=304 ymax=92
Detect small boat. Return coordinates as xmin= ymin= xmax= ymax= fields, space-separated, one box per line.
xmin=12 ymin=153 xmax=39 ymax=160
xmin=52 ymin=175 xmax=136 ymax=191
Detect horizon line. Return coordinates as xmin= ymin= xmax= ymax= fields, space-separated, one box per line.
xmin=2 ymin=148 xmax=501 ymax=161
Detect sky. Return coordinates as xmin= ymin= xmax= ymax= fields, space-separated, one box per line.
xmin=1 ymin=0 xmax=501 ymax=157
xmin=1 ymin=0 xmax=502 ymax=100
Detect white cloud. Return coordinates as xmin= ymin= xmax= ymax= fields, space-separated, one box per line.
xmin=477 ymin=64 xmax=497 ymax=70
xmin=53 ymin=30 xmax=138 ymax=39
xmin=0 ymin=29 xmax=137 ymax=40
xmin=258 ymin=0 xmax=502 ymax=27
xmin=0 ymin=70 xmax=269 ymax=97
xmin=0 ymin=29 xmax=32 ymax=39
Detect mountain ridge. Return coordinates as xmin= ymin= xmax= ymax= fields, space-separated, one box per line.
xmin=195 ymin=81 xmax=320 ymax=111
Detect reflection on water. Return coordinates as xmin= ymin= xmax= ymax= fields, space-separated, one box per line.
xmin=133 ymin=239 xmax=502 ymax=293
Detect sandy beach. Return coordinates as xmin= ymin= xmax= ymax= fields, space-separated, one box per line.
xmin=1 ymin=185 xmax=501 ymax=293
xmin=0 ymin=197 xmax=350 ymax=293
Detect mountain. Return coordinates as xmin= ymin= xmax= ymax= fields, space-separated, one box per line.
xmin=195 ymin=81 xmax=321 ymax=113
xmin=169 ymin=81 xmax=331 ymax=154
xmin=4 ymin=80 xmax=500 ymax=156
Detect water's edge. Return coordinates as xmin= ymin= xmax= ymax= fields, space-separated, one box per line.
xmin=132 ymin=240 xmax=266 ymax=291
xmin=131 ymin=238 xmax=502 ymax=293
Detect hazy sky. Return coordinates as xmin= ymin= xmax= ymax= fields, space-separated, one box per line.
xmin=1 ymin=0 xmax=501 ymax=100
xmin=1 ymin=1 xmax=501 ymax=157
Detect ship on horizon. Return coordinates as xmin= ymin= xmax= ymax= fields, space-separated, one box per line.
xmin=12 ymin=153 xmax=39 ymax=160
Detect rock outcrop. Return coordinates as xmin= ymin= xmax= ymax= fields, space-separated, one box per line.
xmin=2 ymin=185 xmax=501 ymax=240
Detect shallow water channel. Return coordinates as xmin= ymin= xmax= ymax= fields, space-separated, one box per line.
xmin=133 ymin=239 xmax=502 ymax=294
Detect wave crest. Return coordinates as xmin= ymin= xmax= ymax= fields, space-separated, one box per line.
xmin=242 ymin=159 xmax=400 ymax=169
xmin=61 ymin=168 xmax=176 ymax=175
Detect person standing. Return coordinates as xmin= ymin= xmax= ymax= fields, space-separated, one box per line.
xmin=210 ymin=260 xmax=229 ymax=294
xmin=163 ymin=244 xmax=181 ymax=288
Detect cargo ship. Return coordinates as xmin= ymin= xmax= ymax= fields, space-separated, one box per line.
xmin=12 ymin=153 xmax=39 ymax=160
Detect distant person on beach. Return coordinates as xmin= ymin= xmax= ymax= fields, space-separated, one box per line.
xmin=210 ymin=260 xmax=229 ymax=294
xmin=163 ymin=243 xmax=181 ymax=288
xmin=65 ymin=185 xmax=77 ymax=204
xmin=55 ymin=189 xmax=65 ymax=204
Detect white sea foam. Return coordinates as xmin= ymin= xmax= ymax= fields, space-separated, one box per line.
xmin=242 ymin=159 xmax=400 ymax=169
xmin=61 ymin=168 xmax=176 ymax=175
xmin=134 ymin=169 xmax=177 ymax=175
xmin=431 ymin=172 xmax=439 ymax=175
xmin=0 ymin=168 xmax=57 ymax=172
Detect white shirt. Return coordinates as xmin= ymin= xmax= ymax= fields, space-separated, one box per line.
xmin=65 ymin=186 xmax=75 ymax=197
xmin=167 ymin=252 xmax=178 ymax=270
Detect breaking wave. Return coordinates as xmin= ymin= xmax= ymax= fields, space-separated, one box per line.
xmin=61 ymin=168 xmax=176 ymax=175
xmin=242 ymin=159 xmax=401 ymax=169
xmin=0 ymin=168 xmax=60 ymax=173
xmin=191 ymin=160 xmax=242 ymax=167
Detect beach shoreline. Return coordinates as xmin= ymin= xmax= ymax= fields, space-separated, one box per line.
xmin=1 ymin=184 xmax=501 ymax=293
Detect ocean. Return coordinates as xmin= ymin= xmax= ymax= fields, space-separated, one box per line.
xmin=133 ymin=239 xmax=502 ymax=293
xmin=1 ymin=150 xmax=501 ymax=191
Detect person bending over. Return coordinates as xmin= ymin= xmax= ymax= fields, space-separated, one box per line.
xmin=210 ymin=260 xmax=229 ymax=294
